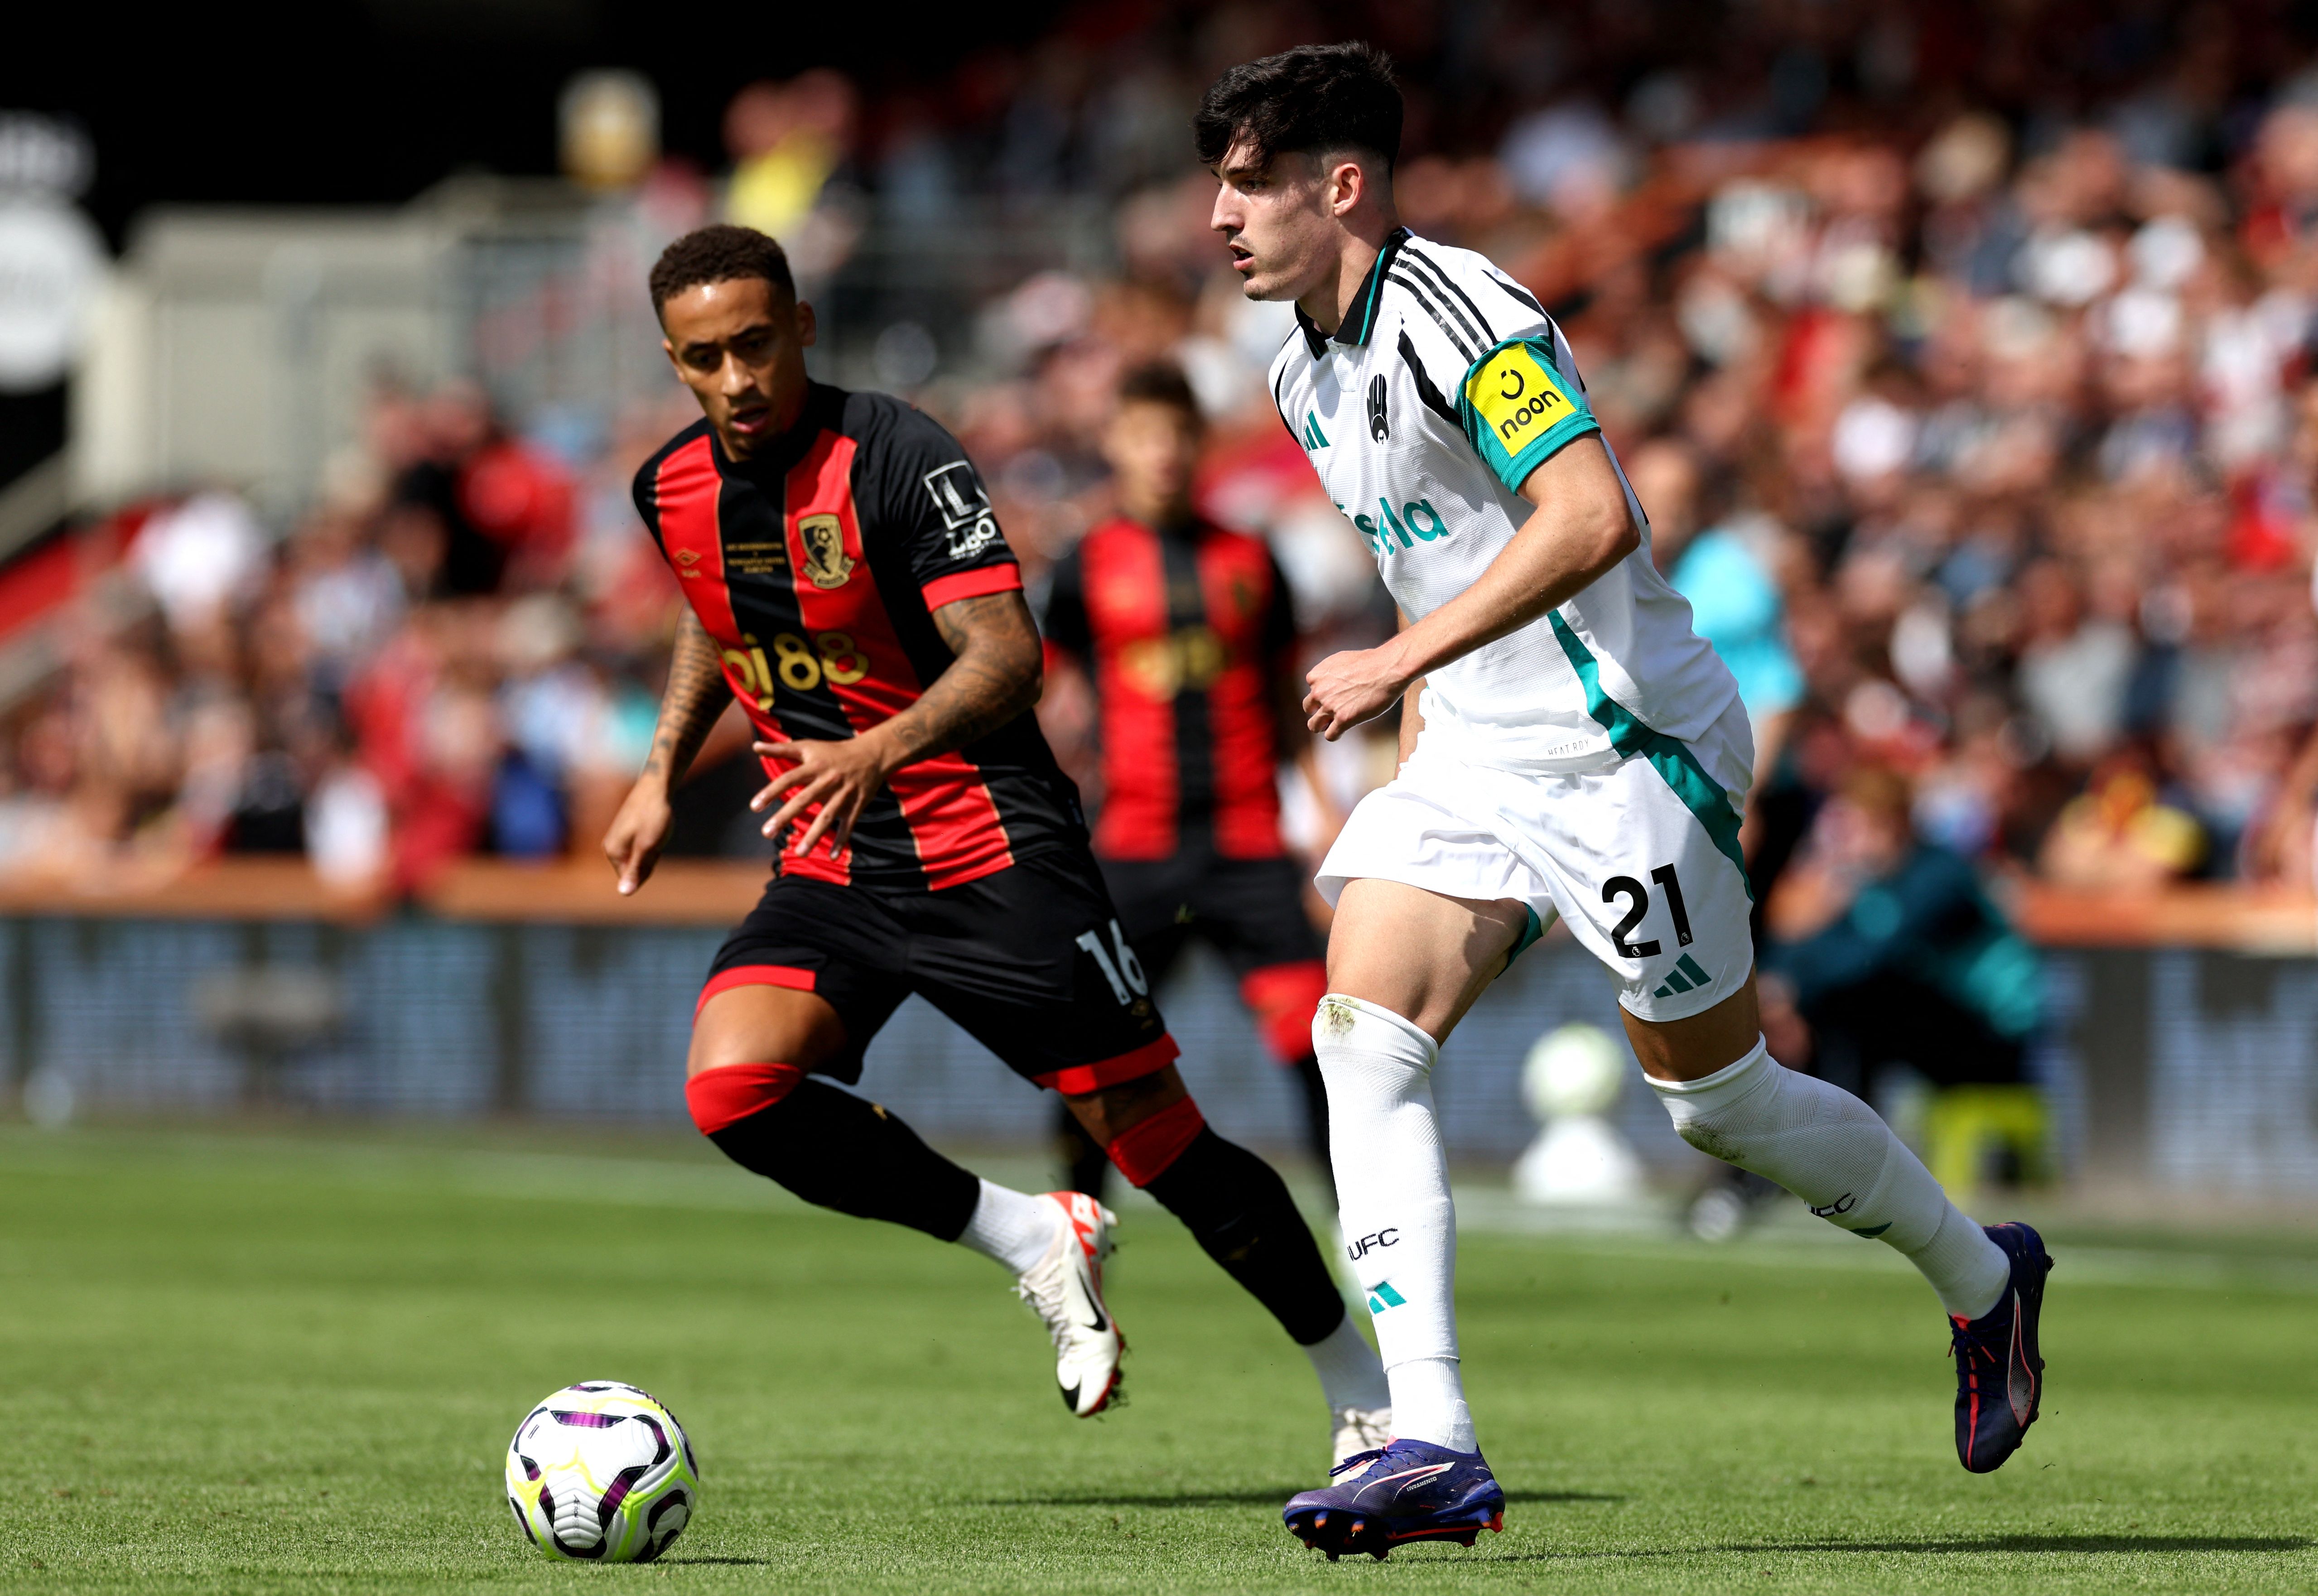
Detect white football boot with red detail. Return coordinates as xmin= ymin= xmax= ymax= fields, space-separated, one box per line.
xmin=1015 ymin=1191 xmax=1123 ymax=1417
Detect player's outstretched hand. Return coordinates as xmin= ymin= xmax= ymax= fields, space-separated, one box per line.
xmin=603 ymin=777 xmax=675 ymax=896
xmin=1305 ymin=645 xmax=1412 ymax=742
xmin=752 ymin=733 xmax=901 ymax=859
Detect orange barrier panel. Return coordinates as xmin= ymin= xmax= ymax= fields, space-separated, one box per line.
xmin=2010 ymin=882 xmax=2318 ymax=956
xmin=0 ymin=858 xmax=386 ymax=923
xmin=0 ymin=858 xmax=765 ymax=926
xmin=421 ymin=859 xmax=763 ymax=926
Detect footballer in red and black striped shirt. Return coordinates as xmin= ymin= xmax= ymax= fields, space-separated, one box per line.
xmin=1041 ymin=362 xmax=1336 ymax=1194
xmin=602 ymin=226 xmax=1383 ymax=1454
xmin=631 ymin=377 xmax=1079 ymax=892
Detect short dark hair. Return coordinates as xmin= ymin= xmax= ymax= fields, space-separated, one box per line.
xmin=1193 ymin=42 xmax=1401 ymax=176
xmin=648 ymin=224 xmax=795 ymax=316
xmin=1115 ymin=360 xmax=1203 ymax=423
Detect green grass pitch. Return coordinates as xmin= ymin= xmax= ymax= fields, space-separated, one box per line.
xmin=2 ymin=1121 xmax=2313 ymax=1593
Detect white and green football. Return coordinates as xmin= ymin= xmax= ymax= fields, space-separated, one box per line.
xmin=505 ymin=1381 xmax=700 ymax=1562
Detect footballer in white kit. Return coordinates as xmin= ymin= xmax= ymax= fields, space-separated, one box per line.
xmin=1198 ymin=43 xmax=2055 ymax=1565
xmin=1270 ymin=223 xmax=1755 ymax=1020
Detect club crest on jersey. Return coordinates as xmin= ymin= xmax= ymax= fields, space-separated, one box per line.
xmin=1367 ymin=374 xmax=1389 ymax=440
xmin=797 ymin=514 xmax=855 ymax=589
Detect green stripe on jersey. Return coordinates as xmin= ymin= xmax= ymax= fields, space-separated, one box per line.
xmin=1548 ymin=613 xmax=1751 ymax=902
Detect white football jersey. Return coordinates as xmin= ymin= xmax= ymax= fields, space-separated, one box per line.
xmin=1268 ymin=229 xmax=1739 ymax=773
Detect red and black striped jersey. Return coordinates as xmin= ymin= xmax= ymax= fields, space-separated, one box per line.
xmin=633 ymin=383 xmax=1085 ymax=892
xmin=1043 ymin=515 xmax=1297 ymax=861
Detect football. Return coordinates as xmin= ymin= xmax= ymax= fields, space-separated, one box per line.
xmin=504 ymin=1381 xmax=700 ymax=1562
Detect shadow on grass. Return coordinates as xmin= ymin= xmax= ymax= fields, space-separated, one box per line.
xmin=977 ymin=1490 xmax=1621 ymax=1509
xmin=1755 ymin=1535 xmax=2312 ymax=1556
xmin=660 ymin=1557 xmax=778 ymax=1565
xmin=1489 ymin=1533 xmax=2310 ymax=1562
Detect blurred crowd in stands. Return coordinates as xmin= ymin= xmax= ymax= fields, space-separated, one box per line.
xmin=0 ymin=379 xmax=693 ymax=894
xmin=14 ymin=0 xmax=2318 ymax=919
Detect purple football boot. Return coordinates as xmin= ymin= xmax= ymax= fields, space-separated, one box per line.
xmin=1283 ymin=1438 xmax=1505 ymax=1561
xmin=1950 ymin=1220 xmax=2053 ymax=1473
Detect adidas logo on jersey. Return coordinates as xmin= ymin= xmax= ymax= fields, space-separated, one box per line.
xmin=1301 ymin=410 xmax=1330 ymax=451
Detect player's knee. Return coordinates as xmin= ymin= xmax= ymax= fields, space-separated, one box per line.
xmin=1240 ymin=960 xmax=1329 ymax=1064
xmin=689 ymin=978 xmax=847 ymax=1079
xmin=684 ymin=1061 xmax=805 ymax=1137
xmin=1101 ymin=1095 xmax=1208 ymax=1187
xmin=1311 ymin=993 xmax=1436 ymax=1093
xmin=1061 ymin=1057 xmax=1183 ymax=1138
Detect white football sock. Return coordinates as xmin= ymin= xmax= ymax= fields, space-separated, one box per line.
xmin=1649 ymin=1037 xmax=2010 ymax=1320
xmin=955 ymin=1180 xmax=1060 ymax=1276
xmin=1314 ymin=994 xmax=1477 ymax=1452
xmin=1389 ymin=1358 xmax=1473 ymax=1450
xmin=1301 ymin=1309 xmax=1391 ymax=1414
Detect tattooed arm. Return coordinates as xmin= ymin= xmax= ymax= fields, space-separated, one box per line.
xmin=752 ymin=590 xmax=1042 ymax=858
xmin=886 ymin=592 xmax=1045 ymax=761
xmin=604 ymin=609 xmax=732 ymax=895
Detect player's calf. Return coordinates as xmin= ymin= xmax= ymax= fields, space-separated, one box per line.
xmin=1643 ymin=1032 xmax=2012 ymax=1319
xmin=1070 ymin=1072 xmax=1389 ymax=1456
xmin=690 ymin=1063 xmax=1128 ymax=1416
xmin=1641 ymin=1022 xmax=2051 ymax=1468
xmin=1078 ymin=1087 xmax=1341 ymax=1340
xmin=1312 ymin=993 xmax=1475 ymax=1454
xmin=690 ymin=1066 xmax=982 ymax=1238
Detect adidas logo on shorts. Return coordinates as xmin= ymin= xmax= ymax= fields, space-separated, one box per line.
xmin=1651 ymin=953 xmax=1715 ymax=1000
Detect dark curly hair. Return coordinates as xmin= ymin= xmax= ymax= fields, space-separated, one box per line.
xmin=1115 ymin=360 xmax=1203 ymax=422
xmin=1193 ymin=42 xmax=1401 ymax=175
xmin=647 ymin=224 xmax=795 ymax=315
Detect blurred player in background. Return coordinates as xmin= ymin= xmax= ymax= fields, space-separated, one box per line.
xmin=1195 ymin=45 xmax=2057 ymax=1559
xmin=1041 ymin=360 xmax=1335 ymax=1197
xmin=602 ymin=224 xmax=1390 ymax=1467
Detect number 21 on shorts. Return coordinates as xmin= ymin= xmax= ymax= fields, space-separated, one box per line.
xmin=1075 ymin=921 xmax=1148 ymax=1004
xmin=1601 ymin=863 xmax=1692 ymax=959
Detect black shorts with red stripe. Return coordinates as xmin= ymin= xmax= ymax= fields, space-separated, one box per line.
xmin=1099 ymin=844 xmax=1327 ymax=1066
xmin=702 ymin=848 xmax=1179 ymax=1093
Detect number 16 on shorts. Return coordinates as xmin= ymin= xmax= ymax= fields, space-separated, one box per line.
xmin=1076 ymin=921 xmax=1149 ymax=1005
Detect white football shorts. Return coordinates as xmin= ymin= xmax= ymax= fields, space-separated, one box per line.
xmin=1316 ymin=698 xmax=1756 ymax=1022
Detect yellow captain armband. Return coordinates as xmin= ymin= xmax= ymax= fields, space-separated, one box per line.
xmin=1459 ymin=339 xmax=1596 ymax=491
